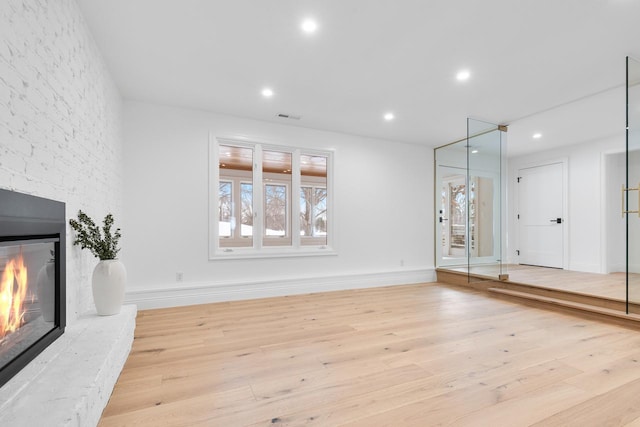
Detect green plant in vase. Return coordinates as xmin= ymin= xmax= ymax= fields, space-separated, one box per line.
xmin=69 ymin=210 xmax=121 ymax=260
xmin=69 ymin=210 xmax=126 ymax=316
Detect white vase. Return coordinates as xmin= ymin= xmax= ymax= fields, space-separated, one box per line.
xmin=92 ymin=259 xmax=126 ymax=316
xmin=36 ymin=261 xmax=55 ymax=322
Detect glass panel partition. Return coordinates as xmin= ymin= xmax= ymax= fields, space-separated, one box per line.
xmin=467 ymin=119 xmax=507 ymax=281
xmin=434 ymin=119 xmax=507 ymax=281
xmin=627 ymin=56 xmax=640 ymax=311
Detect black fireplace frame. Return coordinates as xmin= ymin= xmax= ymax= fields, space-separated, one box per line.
xmin=0 ymin=189 xmax=66 ymax=388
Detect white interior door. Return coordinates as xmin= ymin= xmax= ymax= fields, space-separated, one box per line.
xmin=518 ymin=162 xmax=564 ymax=268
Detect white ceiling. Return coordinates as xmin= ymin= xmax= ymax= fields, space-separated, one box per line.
xmin=77 ymin=0 xmax=640 ymax=155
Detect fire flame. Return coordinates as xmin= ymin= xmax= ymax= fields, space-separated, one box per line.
xmin=0 ymin=254 xmax=28 ymax=339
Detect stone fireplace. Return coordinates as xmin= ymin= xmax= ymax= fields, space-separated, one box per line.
xmin=0 ymin=188 xmax=66 ymax=388
xmin=0 ymin=188 xmax=135 ymax=426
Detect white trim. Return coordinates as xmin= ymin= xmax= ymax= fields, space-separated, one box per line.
xmin=124 ymin=268 xmax=436 ymax=310
xmin=209 ymin=246 xmax=337 ymax=259
xmin=253 ymin=143 xmax=264 ymax=250
xmin=208 ymin=133 xmax=218 ymax=257
xmin=566 ymin=262 xmax=602 ymax=274
xmin=562 ymin=158 xmax=570 ymax=270
xmin=292 ymin=148 xmax=301 ymax=249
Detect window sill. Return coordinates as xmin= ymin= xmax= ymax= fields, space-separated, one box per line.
xmin=210 ymin=246 xmax=337 ymax=260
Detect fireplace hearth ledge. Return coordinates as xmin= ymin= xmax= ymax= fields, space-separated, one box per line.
xmin=0 ymin=305 xmax=137 ymax=427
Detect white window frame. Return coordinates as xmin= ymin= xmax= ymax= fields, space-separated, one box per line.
xmin=209 ymin=135 xmax=335 ymax=259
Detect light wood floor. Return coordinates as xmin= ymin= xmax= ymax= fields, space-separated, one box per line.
xmin=99 ymin=283 xmax=640 ymax=426
xmin=444 ymin=264 xmax=640 ymax=302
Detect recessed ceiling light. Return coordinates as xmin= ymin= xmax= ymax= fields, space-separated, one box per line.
xmin=471 ymin=149 xmax=479 ymax=154
xmin=533 ymin=133 xmax=542 ymax=139
xmin=384 ymin=112 xmax=395 ymax=121
xmin=456 ymin=70 xmax=471 ymax=81
xmin=301 ymin=19 xmax=318 ymax=34
xmin=261 ymin=88 xmax=274 ymax=98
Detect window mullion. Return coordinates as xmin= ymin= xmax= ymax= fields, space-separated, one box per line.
xmin=325 ymin=152 xmax=333 ymax=249
xmin=254 ymin=144 xmax=263 ymax=250
xmin=210 ymin=135 xmax=220 ymax=255
xmin=292 ymin=149 xmax=301 ymax=249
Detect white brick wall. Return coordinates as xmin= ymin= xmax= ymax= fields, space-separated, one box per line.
xmin=0 ymin=0 xmax=123 ymax=323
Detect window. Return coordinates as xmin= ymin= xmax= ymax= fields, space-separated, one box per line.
xmin=263 ymin=150 xmax=291 ymax=246
xmin=210 ymin=137 xmax=333 ymax=258
xmin=299 ymin=154 xmax=328 ymax=246
xmin=217 ymin=145 xmax=254 ymax=248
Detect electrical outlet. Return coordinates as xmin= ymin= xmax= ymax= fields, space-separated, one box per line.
xmin=176 ymin=272 xmax=183 ymax=282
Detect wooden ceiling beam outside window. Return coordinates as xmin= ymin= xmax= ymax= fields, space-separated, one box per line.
xmin=219 ymin=145 xmax=327 ymax=177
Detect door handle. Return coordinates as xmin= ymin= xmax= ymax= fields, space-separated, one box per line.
xmin=549 ymin=218 xmax=562 ymax=224
xmin=622 ymin=184 xmax=640 ymax=217
xmin=439 ymin=217 xmax=448 ymax=223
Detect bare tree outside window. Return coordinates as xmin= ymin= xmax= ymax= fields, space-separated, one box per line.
xmin=240 ymin=183 xmax=253 ymax=237
xmin=300 ymin=186 xmax=327 ymax=245
xmin=300 ymin=187 xmax=326 ymax=235
xmin=313 ymin=188 xmax=327 ymax=236
xmin=219 ymin=181 xmax=232 ymax=237
xmin=265 ymin=184 xmax=287 ymax=236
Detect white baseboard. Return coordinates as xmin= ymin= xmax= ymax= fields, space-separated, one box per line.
xmin=606 ymin=263 xmax=626 ymax=274
xmin=629 ymin=263 xmax=640 ymax=274
xmin=568 ymin=262 xmax=602 ymax=274
xmin=125 ymin=267 xmax=436 ymax=310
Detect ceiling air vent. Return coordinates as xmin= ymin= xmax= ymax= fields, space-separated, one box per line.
xmin=276 ymin=113 xmax=302 ymax=120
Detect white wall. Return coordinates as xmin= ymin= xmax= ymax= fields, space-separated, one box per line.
xmin=628 ymin=150 xmax=640 ymax=274
xmin=604 ymin=152 xmax=625 ymax=273
xmin=0 ymin=0 xmax=123 ymax=321
xmin=123 ymin=101 xmax=433 ymax=308
xmin=508 ymin=134 xmax=624 ymax=273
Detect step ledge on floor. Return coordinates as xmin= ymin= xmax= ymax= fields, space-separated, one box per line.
xmin=437 ymin=268 xmax=630 ymax=306
xmin=488 ymin=287 xmax=640 ymax=322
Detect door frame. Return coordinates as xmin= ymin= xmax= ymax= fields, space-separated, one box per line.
xmin=436 ymin=165 xmax=468 ymax=267
xmin=514 ymin=157 xmax=569 ymax=270
xmin=601 ymin=148 xmax=626 ymax=274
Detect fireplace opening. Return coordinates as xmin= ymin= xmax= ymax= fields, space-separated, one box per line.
xmin=0 ymin=189 xmax=66 ymax=388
